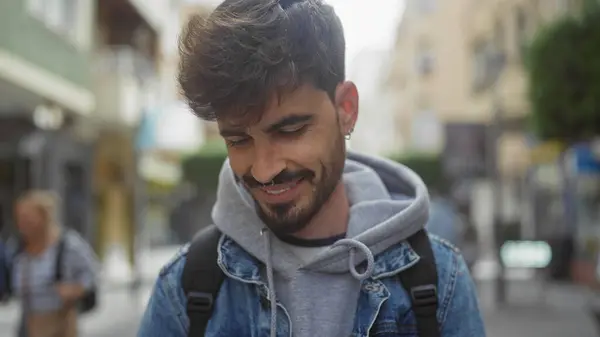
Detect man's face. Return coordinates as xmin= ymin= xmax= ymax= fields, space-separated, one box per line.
xmin=15 ymin=201 xmax=46 ymax=240
xmin=218 ymin=84 xmax=357 ymax=235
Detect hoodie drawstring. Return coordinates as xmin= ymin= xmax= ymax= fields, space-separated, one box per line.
xmin=331 ymin=239 xmax=375 ymax=281
xmin=260 ymin=229 xmax=376 ymax=337
xmin=261 ymin=228 xmax=278 ymax=337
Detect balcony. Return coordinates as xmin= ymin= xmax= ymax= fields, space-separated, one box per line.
xmin=92 ymin=47 xmax=157 ymax=127
xmin=97 ymin=0 xmax=159 ymax=62
xmin=128 ymin=0 xmax=170 ymax=32
xmin=0 ymin=0 xmax=94 ymax=115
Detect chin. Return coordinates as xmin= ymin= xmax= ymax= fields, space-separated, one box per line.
xmin=261 ymin=204 xmax=318 ymax=236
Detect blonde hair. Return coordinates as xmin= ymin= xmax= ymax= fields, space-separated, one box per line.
xmin=16 ymin=190 xmax=61 ymax=229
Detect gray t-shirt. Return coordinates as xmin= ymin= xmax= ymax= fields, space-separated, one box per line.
xmin=11 ymin=230 xmax=98 ymax=313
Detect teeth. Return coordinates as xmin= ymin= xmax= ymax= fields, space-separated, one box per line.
xmin=265 ymin=188 xmax=291 ymax=195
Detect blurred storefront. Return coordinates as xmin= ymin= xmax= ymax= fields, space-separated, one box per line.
xmin=90 ymin=0 xmax=163 ymax=278
xmin=137 ymin=101 xmax=206 ymax=248
xmin=568 ymin=143 xmax=600 ymax=286
xmin=0 ymin=0 xmax=96 ymax=240
xmin=524 ymin=141 xmax=600 ymax=284
xmin=133 ymin=1 xmax=215 ymax=250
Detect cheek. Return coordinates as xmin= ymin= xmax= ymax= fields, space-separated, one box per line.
xmin=227 ymin=152 xmax=252 ymax=178
xmin=16 ymin=219 xmax=33 ymax=233
xmin=282 ymin=134 xmax=329 ymax=167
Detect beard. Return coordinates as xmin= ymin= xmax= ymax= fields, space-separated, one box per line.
xmin=249 ymin=132 xmax=346 ymax=236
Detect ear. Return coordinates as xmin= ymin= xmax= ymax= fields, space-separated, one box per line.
xmin=334 ymin=81 xmax=359 ymax=136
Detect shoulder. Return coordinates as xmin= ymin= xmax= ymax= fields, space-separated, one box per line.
xmin=62 ymin=230 xmax=90 ymax=250
xmin=429 ymin=237 xmax=485 ymax=333
xmin=61 ymin=230 xmax=98 ymax=265
xmin=157 ymin=243 xmax=190 ymax=287
xmin=430 ymin=234 xmax=461 ymax=258
xmin=140 ymin=244 xmax=192 ymax=336
xmin=428 ymin=234 xmax=481 ymax=324
xmin=428 ymin=233 xmax=467 ymax=283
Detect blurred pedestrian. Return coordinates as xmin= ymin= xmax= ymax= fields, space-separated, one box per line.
xmin=0 ymin=227 xmax=9 ymax=302
xmin=10 ymin=190 xmax=98 ymax=337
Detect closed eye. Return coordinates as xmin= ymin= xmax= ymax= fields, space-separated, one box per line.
xmin=278 ymin=125 xmax=307 ymax=135
xmin=225 ymin=137 xmax=250 ymax=147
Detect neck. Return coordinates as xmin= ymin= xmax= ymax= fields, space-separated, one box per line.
xmin=292 ymin=181 xmax=349 ymax=240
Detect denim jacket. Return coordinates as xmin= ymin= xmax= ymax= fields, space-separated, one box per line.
xmin=138 ymin=234 xmax=485 ymax=337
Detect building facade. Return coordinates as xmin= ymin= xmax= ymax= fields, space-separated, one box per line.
xmin=387 ymin=0 xmax=581 ymax=170
xmin=386 ymin=0 xmax=586 ymax=281
xmin=0 ymin=0 xmax=96 ymax=240
xmin=386 ymin=0 xmax=473 ymax=155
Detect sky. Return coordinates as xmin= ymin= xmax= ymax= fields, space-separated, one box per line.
xmin=325 ymin=0 xmax=405 ymax=70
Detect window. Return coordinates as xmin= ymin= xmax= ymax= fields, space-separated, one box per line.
xmin=416 ymin=39 xmax=435 ymax=76
xmin=26 ymin=0 xmax=82 ymax=45
xmin=494 ymin=18 xmax=505 ymax=52
xmin=61 ymin=0 xmax=79 ymax=35
xmin=472 ymin=42 xmax=488 ymax=91
xmin=418 ymin=0 xmax=436 ymax=14
xmin=515 ymin=7 xmax=529 ymax=58
xmin=27 ymin=0 xmax=45 ymax=16
xmin=410 ymin=110 xmax=441 ymax=152
xmin=416 ymin=52 xmax=435 ymax=76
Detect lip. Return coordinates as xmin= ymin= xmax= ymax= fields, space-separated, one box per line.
xmin=256 ymin=178 xmax=305 ymax=204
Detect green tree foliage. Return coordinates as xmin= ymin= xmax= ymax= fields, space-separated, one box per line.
xmin=526 ymin=3 xmax=600 ymax=142
xmin=388 ymin=153 xmax=444 ymax=191
xmin=183 ymin=148 xmax=445 ymax=194
xmin=181 ymin=141 xmax=228 ymax=191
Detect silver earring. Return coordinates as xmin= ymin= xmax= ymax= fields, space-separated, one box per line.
xmin=345 ymin=127 xmax=354 ymax=140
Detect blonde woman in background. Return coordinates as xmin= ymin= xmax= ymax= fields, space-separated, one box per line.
xmin=10 ymin=190 xmax=98 ymax=337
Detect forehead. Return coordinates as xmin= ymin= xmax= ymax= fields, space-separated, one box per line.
xmin=15 ymin=200 xmax=39 ymax=212
xmin=217 ymin=84 xmax=333 ymax=129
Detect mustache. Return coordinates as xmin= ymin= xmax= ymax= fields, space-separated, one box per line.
xmin=242 ymin=169 xmax=315 ymax=188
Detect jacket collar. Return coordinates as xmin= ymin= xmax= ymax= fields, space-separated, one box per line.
xmin=217 ymin=235 xmax=420 ymax=283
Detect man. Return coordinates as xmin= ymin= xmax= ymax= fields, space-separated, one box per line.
xmin=138 ymin=0 xmax=485 ymax=336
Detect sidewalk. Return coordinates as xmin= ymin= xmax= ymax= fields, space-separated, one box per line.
xmin=478 ymin=280 xmax=599 ymax=337
xmin=0 ymin=245 xmax=175 ymax=337
xmin=101 ymin=245 xmax=180 ymax=288
xmin=0 ymin=285 xmax=152 ymax=337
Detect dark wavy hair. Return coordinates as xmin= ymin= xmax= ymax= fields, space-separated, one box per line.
xmin=178 ymin=0 xmax=346 ymax=122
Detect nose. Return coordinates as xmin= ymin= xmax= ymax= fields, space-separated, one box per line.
xmin=250 ymin=142 xmax=285 ymax=184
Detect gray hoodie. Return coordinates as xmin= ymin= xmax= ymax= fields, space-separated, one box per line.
xmin=212 ymin=151 xmax=430 ymax=337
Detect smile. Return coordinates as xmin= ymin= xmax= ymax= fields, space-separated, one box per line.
xmin=257 ymin=178 xmax=305 ymax=202
xmin=265 ymin=187 xmax=292 ymax=195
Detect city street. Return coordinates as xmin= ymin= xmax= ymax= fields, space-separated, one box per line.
xmin=479 ymin=280 xmax=599 ymax=337
xmin=0 ymin=286 xmax=151 ymax=337
xmin=0 ymin=245 xmax=177 ymax=337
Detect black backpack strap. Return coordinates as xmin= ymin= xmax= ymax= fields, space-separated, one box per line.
xmin=398 ymin=230 xmax=440 ymax=337
xmin=54 ymin=234 xmax=67 ymax=282
xmin=181 ymin=225 xmax=225 ymax=337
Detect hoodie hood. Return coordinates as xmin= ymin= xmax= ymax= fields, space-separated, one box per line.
xmin=212 ymin=151 xmax=430 ymax=278
xmin=212 ymin=151 xmax=430 ymax=337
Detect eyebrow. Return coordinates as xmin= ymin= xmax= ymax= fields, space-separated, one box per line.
xmin=219 ymin=114 xmax=314 ymax=137
xmin=219 ymin=128 xmax=248 ymax=138
xmin=265 ymin=114 xmax=314 ymax=133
